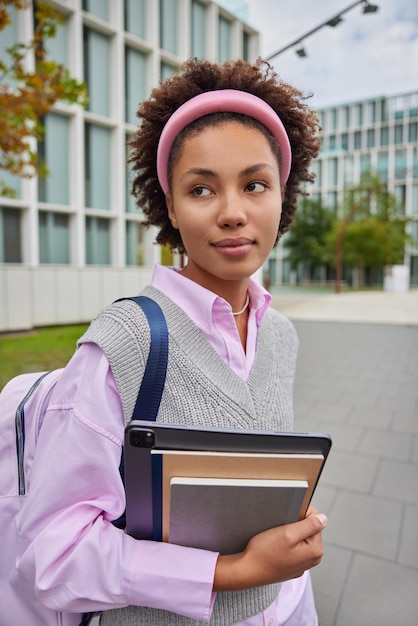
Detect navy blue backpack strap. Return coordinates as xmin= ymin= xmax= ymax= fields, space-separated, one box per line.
xmin=126 ymin=296 xmax=168 ymax=423
xmin=111 ymin=295 xmax=168 ymax=531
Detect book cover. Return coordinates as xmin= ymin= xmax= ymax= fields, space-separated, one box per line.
xmin=150 ymin=449 xmax=324 ymax=549
xmin=169 ymin=476 xmax=308 ymax=554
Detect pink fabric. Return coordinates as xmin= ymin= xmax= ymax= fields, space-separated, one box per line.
xmin=16 ymin=267 xmax=318 ymax=625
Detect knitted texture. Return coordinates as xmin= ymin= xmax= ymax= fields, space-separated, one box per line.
xmin=78 ymin=286 xmax=299 ymax=626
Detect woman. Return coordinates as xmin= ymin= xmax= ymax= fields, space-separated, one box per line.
xmin=17 ymin=58 xmax=326 ymax=625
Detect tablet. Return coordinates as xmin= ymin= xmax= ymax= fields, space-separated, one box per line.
xmin=124 ymin=420 xmax=332 ymax=549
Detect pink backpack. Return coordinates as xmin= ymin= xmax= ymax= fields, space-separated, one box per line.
xmin=0 ymin=296 xmax=168 ymax=626
xmin=0 ymin=369 xmax=73 ymax=625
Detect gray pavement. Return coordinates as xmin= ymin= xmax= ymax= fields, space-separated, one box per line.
xmin=271 ymin=289 xmax=418 ymax=626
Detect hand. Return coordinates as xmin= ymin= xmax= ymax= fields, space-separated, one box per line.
xmin=213 ymin=506 xmax=327 ymax=591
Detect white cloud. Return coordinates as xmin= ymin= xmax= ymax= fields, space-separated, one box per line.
xmin=246 ymin=0 xmax=418 ymax=107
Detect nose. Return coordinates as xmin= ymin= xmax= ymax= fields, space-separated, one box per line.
xmin=216 ymin=191 xmax=248 ymax=228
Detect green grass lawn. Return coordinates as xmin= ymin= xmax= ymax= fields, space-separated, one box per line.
xmin=0 ymin=324 xmax=88 ymax=390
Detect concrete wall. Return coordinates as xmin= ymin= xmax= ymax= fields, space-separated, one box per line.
xmin=0 ymin=265 xmax=154 ymax=332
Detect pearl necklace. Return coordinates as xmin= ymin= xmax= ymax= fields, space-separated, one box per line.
xmin=232 ymin=293 xmax=250 ymax=316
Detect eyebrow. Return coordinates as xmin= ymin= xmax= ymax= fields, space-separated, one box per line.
xmin=181 ymin=162 xmax=276 ymax=181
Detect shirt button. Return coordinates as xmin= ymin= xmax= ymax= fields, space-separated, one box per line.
xmin=267 ymin=619 xmax=274 ymax=626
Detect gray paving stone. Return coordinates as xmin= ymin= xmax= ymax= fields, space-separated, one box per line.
xmin=324 ymin=491 xmax=403 ymax=560
xmin=320 ymin=449 xmax=379 ymax=492
xmin=289 ymin=320 xmax=418 ymax=625
xmin=315 ymin=421 xmax=363 ymax=453
xmin=311 ymin=484 xmax=338 ymax=514
xmin=358 ymin=427 xmax=412 ymax=461
xmin=398 ymin=504 xmax=418 ymax=568
xmin=335 ymin=553 xmax=418 ymax=626
xmin=310 ymin=545 xmax=352 ymax=626
xmin=412 ymin=436 xmax=418 ymax=463
xmin=391 ymin=409 xmax=418 ymax=434
xmin=345 ymin=404 xmax=394 ymax=429
xmin=373 ymin=459 xmax=418 ymax=504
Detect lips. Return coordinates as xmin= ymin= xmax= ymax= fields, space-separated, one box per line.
xmin=211 ymin=238 xmax=254 ymax=257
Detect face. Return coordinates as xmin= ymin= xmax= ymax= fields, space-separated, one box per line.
xmin=166 ymin=122 xmax=283 ymax=295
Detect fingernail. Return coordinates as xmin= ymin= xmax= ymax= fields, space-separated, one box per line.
xmin=317 ymin=514 xmax=328 ymax=527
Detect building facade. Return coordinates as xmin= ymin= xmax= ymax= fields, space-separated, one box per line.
xmin=0 ymin=0 xmax=258 ymax=331
xmin=268 ymin=90 xmax=418 ymax=287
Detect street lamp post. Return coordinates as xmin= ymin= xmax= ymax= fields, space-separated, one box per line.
xmin=266 ymin=0 xmax=379 ymax=61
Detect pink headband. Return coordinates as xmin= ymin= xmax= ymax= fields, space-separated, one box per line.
xmin=156 ymin=89 xmax=292 ymax=193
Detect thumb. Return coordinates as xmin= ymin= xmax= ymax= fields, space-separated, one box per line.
xmin=296 ymin=513 xmax=328 ymax=541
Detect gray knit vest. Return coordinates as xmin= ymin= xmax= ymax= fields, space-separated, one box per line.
xmin=78 ymin=286 xmax=298 ymax=626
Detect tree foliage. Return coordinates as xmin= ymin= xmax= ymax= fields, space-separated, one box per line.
xmin=0 ymin=0 xmax=88 ymax=196
xmin=325 ymin=171 xmax=410 ymax=289
xmin=284 ymin=198 xmax=336 ymax=273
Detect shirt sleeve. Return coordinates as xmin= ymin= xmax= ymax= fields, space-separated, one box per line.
xmin=16 ymin=342 xmax=217 ymax=621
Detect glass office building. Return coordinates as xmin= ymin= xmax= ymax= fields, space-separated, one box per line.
xmin=269 ymin=90 xmax=418 ymax=287
xmin=0 ymin=0 xmax=257 ymax=331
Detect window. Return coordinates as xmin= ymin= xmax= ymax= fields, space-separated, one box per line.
xmin=218 ymin=15 xmax=231 ymax=62
xmin=191 ymin=0 xmax=206 ymax=58
xmin=86 ymin=217 xmax=110 ymax=264
xmin=160 ymin=62 xmax=175 ymax=81
xmin=413 ymin=148 xmax=418 ymax=179
xmin=160 ymin=0 xmax=178 ymax=54
xmin=409 ymin=122 xmax=418 ymax=143
xmin=83 ymin=28 xmax=110 ymax=117
xmin=124 ymin=0 xmax=146 ymax=39
xmin=341 ymin=133 xmax=349 ymax=151
xmin=329 ymin=109 xmax=337 ymax=131
xmin=354 ymin=131 xmax=362 ymax=150
xmin=377 ymin=152 xmax=389 ymax=182
xmin=328 ymin=158 xmax=338 ymax=186
xmin=343 ymin=156 xmax=354 ymax=185
xmin=367 ymin=128 xmax=375 ymax=148
xmin=125 ymin=47 xmax=147 ymax=125
xmin=82 ymin=0 xmax=108 ymax=21
xmin=394 ymin=124 xmax=403 ymax=144
xmin=126 ymin=135 xmax=140 ymax=213
xmin=411 ymin=256 xmax=418 ymax=286
xmin=394 ymin=150 xmax=407 ymax=180
xmin=411 ymin=184 xmax=418 ymax=215
xmin=85 ymin=124 xmax=111 ymax=209
xmin=342 ymin=106 xmax=350 ymax=128
xmin=38 ymin=114 xmax=69 ymax=204
xmin=327 ymin=191 xmax=337 ymax=211
xmin=39 ymin=212 xmax=70 ymax=263
xmin=360 ymin=154 xmax=371 ymax=173
xmin=243 ymin=31 xmax=250 ymax=61
xmin=366 ymin=101 xmax=376 ymax=124
xmin=354 ymin=104 xmax=362 ymax=126
xmin=312 ymin=160 xmax=322 ymax=187
xmin=393 ymin=186 xmax=406 ymax=213
xmin=380 ymin=126 xmax=389 ymax=146
xmin=410 ymin=221 xmax=418 ymax=250
xmin=44 ymin=13 xmax=68 ymax=65
xmin=126 ymin=220 xmax=144 ymax=265
xmin=328 ymin=135 xmax=336 ymax=151
xmin=0 ymin=207 xmax=21 ymax=262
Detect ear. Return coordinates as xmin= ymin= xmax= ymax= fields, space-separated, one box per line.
xmin=166 ymin=194 xmax=179 ymax=229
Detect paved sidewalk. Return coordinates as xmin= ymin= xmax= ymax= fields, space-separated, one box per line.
xmin=271 ymin=290 xmax=418 ymax=625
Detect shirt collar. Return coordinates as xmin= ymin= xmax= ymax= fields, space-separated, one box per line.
xmin=151 ymin=264 xmax=271 ymax=333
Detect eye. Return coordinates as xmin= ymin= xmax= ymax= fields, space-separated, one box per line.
xmin=191 ymin=186 xmax=211 ymax=197
xmin=246 ymin=181 xmax=267 ymax=193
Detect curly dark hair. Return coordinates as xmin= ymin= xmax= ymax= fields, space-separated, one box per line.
xmin=129 ymin=57 xmax=321 ymax=254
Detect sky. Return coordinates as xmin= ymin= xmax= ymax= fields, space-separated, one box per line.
xmin=244 ymin=0 xmax=418 ymax=109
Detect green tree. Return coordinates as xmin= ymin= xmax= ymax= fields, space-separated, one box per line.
xmin=284 ymin=198 xmax=336 ymax=282
xmin=0 ymin=0 xmax=87 ymax=196
xmin=326 ymin=171 xmax=410 ymax=291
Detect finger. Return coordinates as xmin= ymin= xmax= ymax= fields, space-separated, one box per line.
xmin=293 ymin=513 xmax=328 ymax=543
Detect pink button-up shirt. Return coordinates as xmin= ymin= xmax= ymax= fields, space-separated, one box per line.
xmin=17 ymin=266 xmax=316 ymax=626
